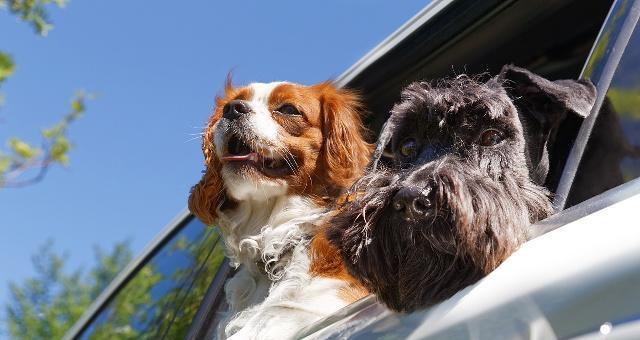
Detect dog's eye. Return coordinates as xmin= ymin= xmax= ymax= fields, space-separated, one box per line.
xmin=275 ymin=104 xmax=302 ymax=116
xmin=479 ymin=129 xmax=504 ymax=146
xmin=399 ymin=138 xmax=418 ymax=158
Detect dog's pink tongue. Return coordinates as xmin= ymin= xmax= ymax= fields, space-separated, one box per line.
xmin=221 ymin=152 xmax=259 ymax=162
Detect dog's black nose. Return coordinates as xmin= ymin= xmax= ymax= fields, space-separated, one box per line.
xmin=392 ymin=186 xmax=433 ymax=220
xmin=223 ymin=100 xmax=251 ymax=120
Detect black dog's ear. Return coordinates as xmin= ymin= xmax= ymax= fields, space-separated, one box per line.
xmin=499 ymin=65 xmax=596 ymax=118
xmin=498 ymin=64 xmax=597 ymax=184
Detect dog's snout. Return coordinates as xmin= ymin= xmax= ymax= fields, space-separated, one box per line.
xmin=392 ymin=186 xmax=433 ymax=220
xmin=223 ymin=100 xmax=252 ymax=120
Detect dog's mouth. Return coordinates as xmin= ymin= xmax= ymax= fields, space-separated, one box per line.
xmin=221 ymin=135 xmax=294 ymax=177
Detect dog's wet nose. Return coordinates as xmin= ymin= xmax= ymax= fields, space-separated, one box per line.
xmin=223 ymin=100 xmax=251 ymax=120
xmin=392 ymin=186 xmax=433 ymax=220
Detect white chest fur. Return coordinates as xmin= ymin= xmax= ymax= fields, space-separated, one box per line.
xmin=216 ymin=195 xmax=324 ymax=312
xmin=214 ymin=195 xmax=352 ymax=339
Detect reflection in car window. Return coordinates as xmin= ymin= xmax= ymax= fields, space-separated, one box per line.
xmin=568 ymin=23 xmax=640 ymax=207
xmin=78 ymin=218 xmax=226 ymax=339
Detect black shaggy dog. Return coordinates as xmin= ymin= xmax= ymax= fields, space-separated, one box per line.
xmin=328 ymin=65 xmax=596 ymax=312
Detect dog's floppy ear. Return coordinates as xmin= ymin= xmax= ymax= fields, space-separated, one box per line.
xmin=188 ymin=77 xmax=233 ymax=225
xmin=499 ymin=65 xmax=597 ymax=184
xmin=189 ymin=162 xmax=224 ymax=226
xmin=316 ymin=83 xmax=372 ymax=189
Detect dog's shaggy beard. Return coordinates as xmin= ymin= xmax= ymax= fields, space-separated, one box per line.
xmin=328 ymin=160 xmax=553 ymax=312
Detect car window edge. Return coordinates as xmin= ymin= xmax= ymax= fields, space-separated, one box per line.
xmin=553 ymin=0 xmax=640 ymax=211
xmin=62 ymin=208 xmax=193 ymax=340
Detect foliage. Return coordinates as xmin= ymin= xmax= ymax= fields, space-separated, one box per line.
xmin=86 ymin=265 xmax=161 ymax=340
xmin=82 ymin=226 xmax=226 ymax=340
xmin=1 ymin=1 xmax=120 ymax=339
xmin=0 ymin=0 xmax=88 ymax=189
xmin=607 ymin=87 xmax=640 ymax=119
xmin=581 ymin=0 xmax=629 ymax=79
xmin=0 ymin=0 xmax=67 ymax=36
xmin=0 ymin=52 xmax=13 ymax=84
xmin=0 ymin=93 xmax=89 ymax=188
xmin=0 ymin=52 xmax=13 ymax=105
xmin=5 ymin=241 xmax=133 ymax=340
xmin=3 ymin=223 xmax=226 ymax=340
xmin=159 ymin=230 xmax=225 ymax=340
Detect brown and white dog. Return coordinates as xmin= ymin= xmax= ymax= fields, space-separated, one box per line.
xmin=189 ymin=78 xmax=371 ymax=339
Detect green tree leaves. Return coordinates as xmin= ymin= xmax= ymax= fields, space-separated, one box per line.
xmin=0 ymin=93 xmax=90 ymax=188
xmin=607 ymin=87 xmax=640 ymax=119
xmin=8 ymin=138 xmax=39 ymax=159
xmin=0 ymin=0 xmax=89 ymax=188
xmin=0 ymin=0 xmax=67 ymax=36
xmin=0 ymin=52 xmax=13 ymax=84
xmin=5 ymin=241 xmax=133 ymax=340
xmin=1 ymin=1 xmax=115 ymax=339
xmin=0 ymin=52 xmax=14 ymax=104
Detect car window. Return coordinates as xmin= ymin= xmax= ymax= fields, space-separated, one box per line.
xmin=77 ymin=218 xmax=226 ymax=340
xmin=566 ymin=17 xmax=640 ymax=207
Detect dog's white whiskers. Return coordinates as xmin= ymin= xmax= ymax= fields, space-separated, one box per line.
xmin=185 ymin=136 xmax=203 ymax=143
xmin=275 ymin=149 xmax=295 ymax=172
xmin=285 ymin=149 xmax=312 ymax=189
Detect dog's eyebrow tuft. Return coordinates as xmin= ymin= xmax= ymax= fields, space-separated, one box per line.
xmin=394 ymin=75 xmax=512 ymax=124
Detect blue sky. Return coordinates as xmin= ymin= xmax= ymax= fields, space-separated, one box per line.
xmin=0 ymin=0 xmax=428 ymax=316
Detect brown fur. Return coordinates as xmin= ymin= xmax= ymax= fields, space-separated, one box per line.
xmin=187 ymin=76 xmax=253 ymax=225
xmin=265 ymin=83 xmax=373 ymax=201
xmin=309 ymin=228 xmax=369 ymax=303
xmin=188 ymin=77 xmax=373 ymax=295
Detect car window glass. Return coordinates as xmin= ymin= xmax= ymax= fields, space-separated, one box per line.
xmin=78 ymin=218 xmax=226 ymax=340
xmin=567 ymin=22 xmax=640 ymax=207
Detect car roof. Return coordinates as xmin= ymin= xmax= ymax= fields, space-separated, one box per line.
xmin=335 ymin=0 xmax=611 ymax=134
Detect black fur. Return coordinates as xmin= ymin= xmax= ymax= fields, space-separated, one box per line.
xmin=328 ymin=65 xmax=596 ymax=312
